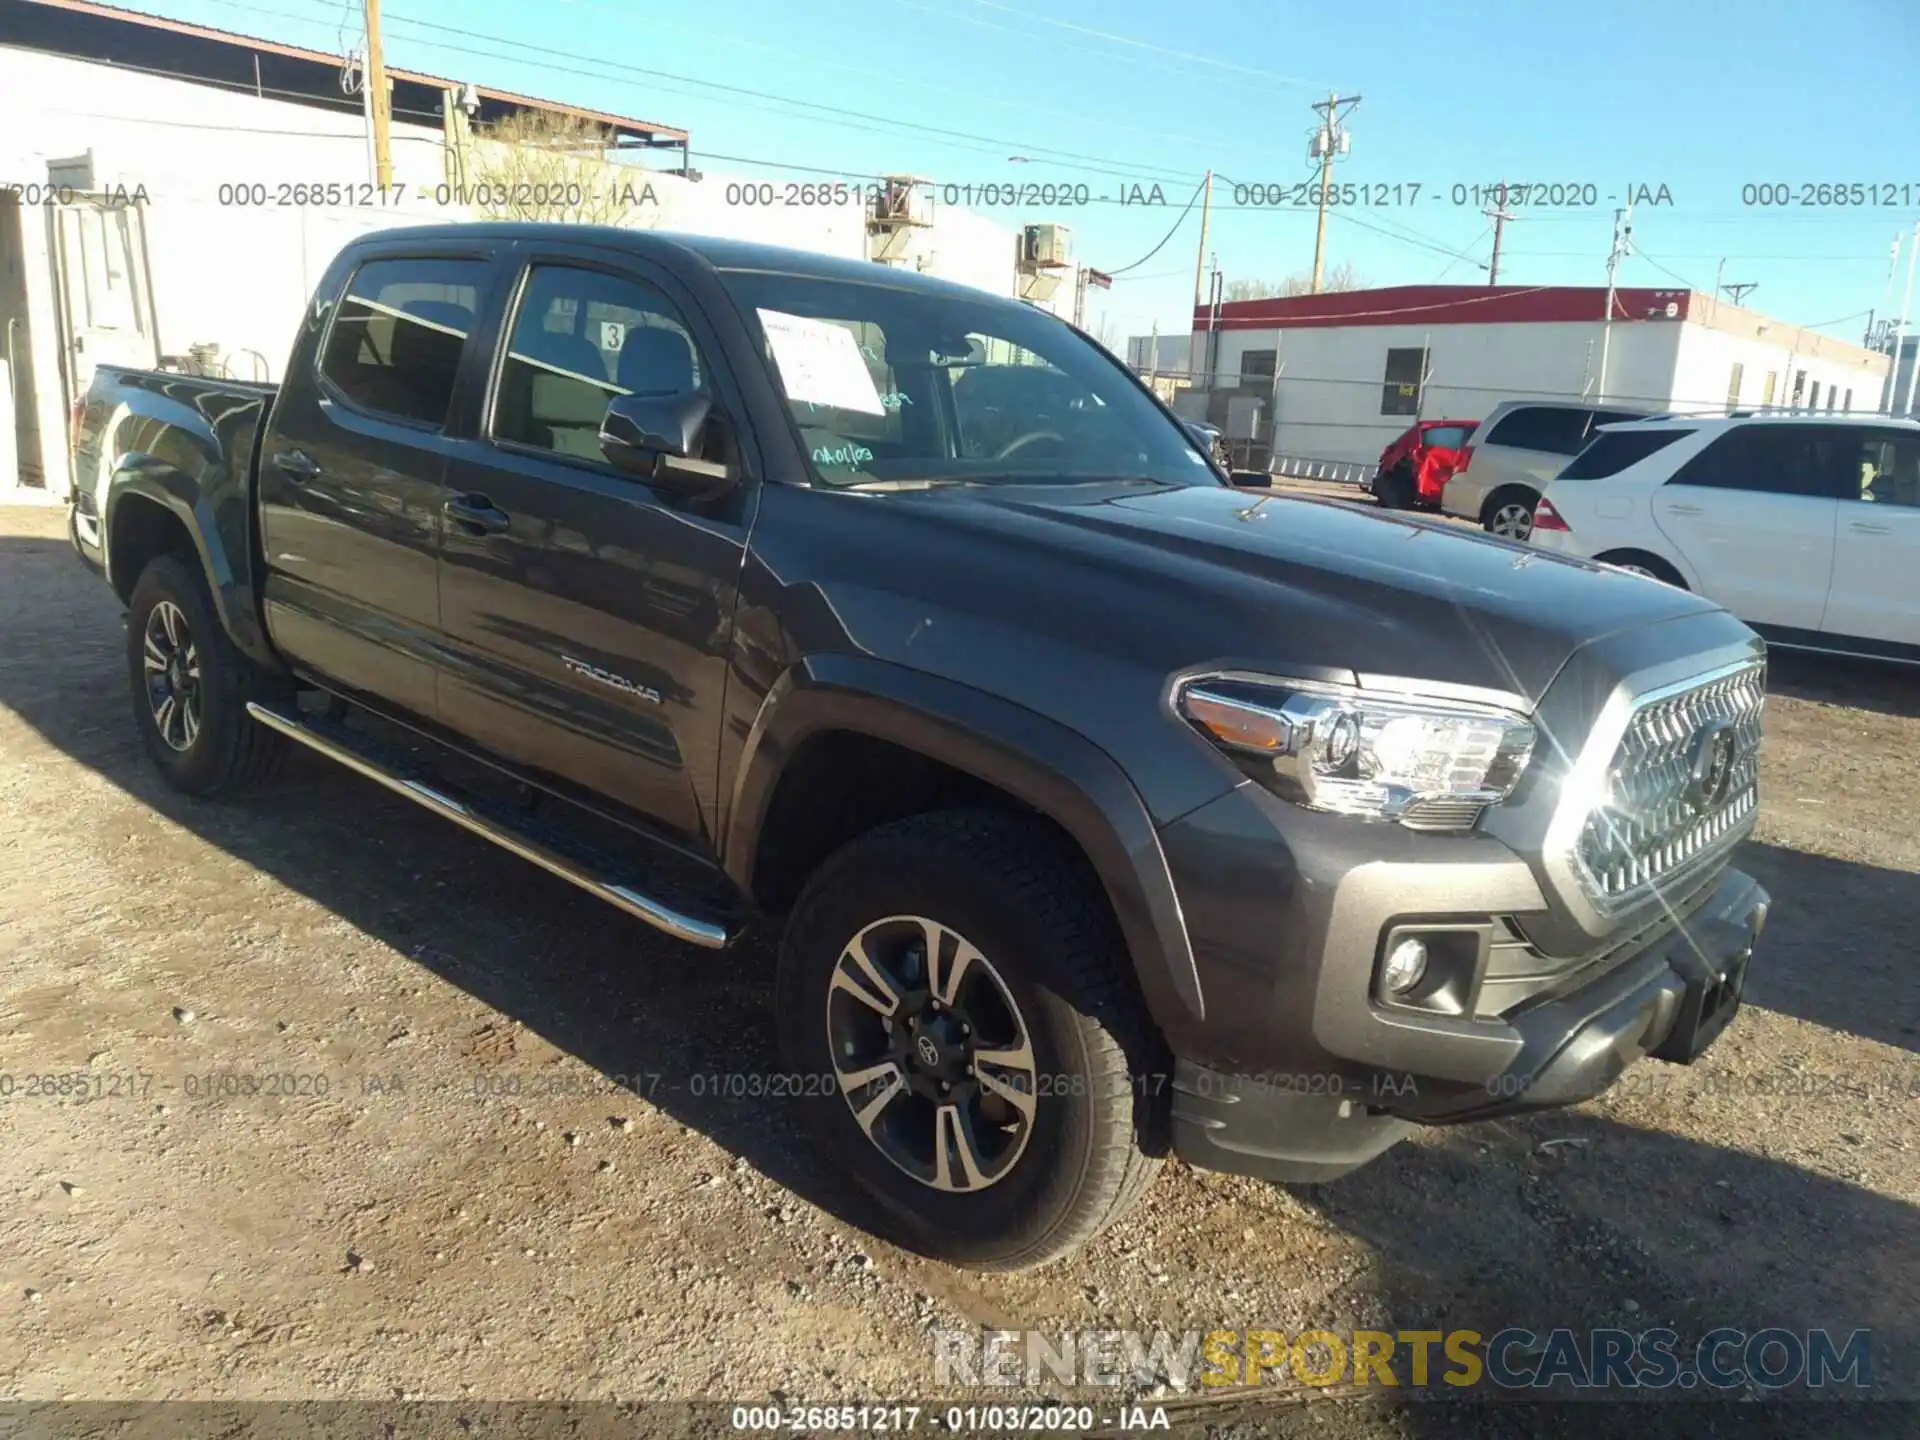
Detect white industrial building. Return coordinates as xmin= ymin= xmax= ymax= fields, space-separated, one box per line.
xmin=0 ymin=0 xmax=1081 ymax=502
xmin=1166 ymin=284 xmax=1893 ymax=471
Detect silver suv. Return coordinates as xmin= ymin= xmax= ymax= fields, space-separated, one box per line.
xmin=1442 ymin=400 xmax=1649 ymax=538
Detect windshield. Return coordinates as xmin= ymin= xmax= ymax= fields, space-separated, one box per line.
xmin=718 ymin=267 xmax=1220 ymax=489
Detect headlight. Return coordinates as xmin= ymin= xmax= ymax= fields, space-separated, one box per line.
xmin=1176 ymin=676 xmax=1536 ymax=829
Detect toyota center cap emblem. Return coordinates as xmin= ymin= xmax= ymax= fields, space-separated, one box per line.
xmin=1687 ymin=719 xmax=1738 ymax=809
xmin=916 ymin=1034 xmax=941 ymax=1068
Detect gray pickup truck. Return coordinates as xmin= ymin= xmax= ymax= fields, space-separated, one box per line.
xmin=70 ymin=223 xmax=1769 ymax=1270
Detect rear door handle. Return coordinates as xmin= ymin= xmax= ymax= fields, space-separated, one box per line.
xmin=272 ymin=449 xmax=321 ymax=482
xmin=1850 ymin=521 xmax=1891 ymax=535
xmin=1663 ymin=503 xmax=1703 ymax=516
xmin=444 ymin=495 xmax=511 ymax=534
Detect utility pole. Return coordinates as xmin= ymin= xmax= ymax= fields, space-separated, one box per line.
xmin=1595 ymin=201 xmax=1633 ymax=404
xmin=1484 ymin=181 xmax=1515 ymax=285
xmin=1900 ymin=220 xmax=1920 ymax=415
xmin=363 ymin=0 xmax=394 ymax=190
xmin=1188 ymin=170 xmax=1212 ymax=382
xmin=1307 ymin=93 xmax=1360 ymax=294
xmin=1722 ymin=282 xmax=1757 ymax=306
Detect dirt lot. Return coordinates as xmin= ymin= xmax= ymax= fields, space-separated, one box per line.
xmin=0 ymin=502 xmax=1914 ymax=1435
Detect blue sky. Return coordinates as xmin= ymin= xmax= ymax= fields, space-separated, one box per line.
xmin=134 ymin=0 xmax=1920 ymax=345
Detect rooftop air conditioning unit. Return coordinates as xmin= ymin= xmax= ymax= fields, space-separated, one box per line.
xmin=870 ymin=176 xmax=933 ymax=228
xmin=1023 ymin=223 xmax=1071 ymax=269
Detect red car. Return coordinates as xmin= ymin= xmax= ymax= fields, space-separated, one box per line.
xmin=1370 ymin=419 xmax=1479 ymax=510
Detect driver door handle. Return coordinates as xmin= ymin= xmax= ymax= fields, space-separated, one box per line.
xmin=272 ymin=449 xmax=321 ymax=482
xmin=444 ymin=494 xmax=511 ymax=535
xmin=1663 ymin=502 xmax=1703 ymax=516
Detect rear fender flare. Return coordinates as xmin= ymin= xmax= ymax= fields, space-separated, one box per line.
xmin=105 ymin=466 xmax=279 ymax=669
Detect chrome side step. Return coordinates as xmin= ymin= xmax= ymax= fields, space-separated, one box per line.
xmin=245 ymin=702 xmax=732 ymax=949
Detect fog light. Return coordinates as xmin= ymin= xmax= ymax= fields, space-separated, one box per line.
xmin=1383 ymin=937 xmax=1429 ymax=994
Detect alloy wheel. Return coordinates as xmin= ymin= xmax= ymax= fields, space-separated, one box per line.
xmin=142 ymin=600 xmax=201 ymax=752
xmin=1490 ymin=502 xmax=1534 ymax=540
xmin=825 ymin=914 xmax=1039 ymax=1193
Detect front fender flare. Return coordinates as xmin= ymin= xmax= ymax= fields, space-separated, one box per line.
xmin=724 ymin=653 xmax=1205 ymax=1031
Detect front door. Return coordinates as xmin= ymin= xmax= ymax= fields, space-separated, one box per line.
xmin=435 ymin=249 xmax=759 ymax=850
xmin=1820 ymin=426 xmax=1920 ymax=650
xmin=1650 ymin=423 xmax=1844 ymax=630
xmin=257 ymin=250 xmax=498 ymax=720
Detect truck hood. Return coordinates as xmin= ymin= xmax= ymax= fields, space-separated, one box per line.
xmin=916 ymin=481 xmax=1722 ymax=706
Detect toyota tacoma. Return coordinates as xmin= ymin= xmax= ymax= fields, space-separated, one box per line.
xmin=69 ymin=224 xmax=1770 ymax=1270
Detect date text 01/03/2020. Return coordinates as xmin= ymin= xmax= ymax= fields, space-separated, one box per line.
xmin=1228 ymin=181 xmax=1677 ymax=209
xmin=729 ymin=1405 xmax=1173 ymax=1432
xmin=720 ymin=180 xmax=1174 ymax=208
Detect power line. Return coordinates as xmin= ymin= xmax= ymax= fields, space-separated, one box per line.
xmin=876 ymin=0 xmax=1325 ymax=97
xmin=1106 ymin=176 xmax=1208 ymax=274
xmin=172 ymin=0 xmax=1206 ymax=185
xmin=959 ymin=0 xmax=1330 ymax=88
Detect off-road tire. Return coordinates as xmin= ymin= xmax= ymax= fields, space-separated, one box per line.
xmin=127 ymin=552 xmax=289 ymax=796
xmin=776 ymin=809 xmax=1166 ymax=1270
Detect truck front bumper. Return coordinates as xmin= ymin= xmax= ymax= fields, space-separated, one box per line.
xmin=1158 ymin=779 xmax=1769 ymax=1184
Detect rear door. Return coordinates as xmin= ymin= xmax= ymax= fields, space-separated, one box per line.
xmin=434 ymin=243 xmax=761 ymax=849
xmin=1650 ymin=423 xmax=1845 ymax=628
xmin=257 ymin=246 xmax=504 ymax=719
xmin=1820 ymin=426 xmax=1920 ymax=650
xmin=51 ymin=194 xmax=158 ymax=402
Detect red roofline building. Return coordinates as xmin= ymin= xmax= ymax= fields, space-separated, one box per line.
xmin=1163 ymin=284 xmax=1890 ymax=473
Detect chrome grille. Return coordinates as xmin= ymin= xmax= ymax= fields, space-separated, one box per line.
xmin=1574 ymin=662 xmax=1765 ymax=906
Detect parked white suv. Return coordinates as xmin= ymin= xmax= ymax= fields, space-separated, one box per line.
xmin=1529 ymin=413 xmax=1920 ymax=660
xmin=1441 ymin=400 xmax=1649 ymax=538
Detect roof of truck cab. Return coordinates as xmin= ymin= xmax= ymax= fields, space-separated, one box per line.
xmin=345 ymin=224 xmax=1031 ymax=307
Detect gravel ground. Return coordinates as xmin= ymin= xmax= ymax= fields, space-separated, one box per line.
xmin=0 ymin=503 xmax=1913 ymax=1436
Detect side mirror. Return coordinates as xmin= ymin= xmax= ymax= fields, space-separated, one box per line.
xmin=599 ymin=391 xmax=734 ymax=491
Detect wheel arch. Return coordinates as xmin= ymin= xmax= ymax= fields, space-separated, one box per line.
xmin=725 ymin=654 xmax=1205 ymax=1031
xmin=104 ymin=468 xmax=282 ymax=671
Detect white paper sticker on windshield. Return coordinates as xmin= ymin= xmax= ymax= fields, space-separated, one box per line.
xmin=757 ymin=310 xmax=886 ymax=415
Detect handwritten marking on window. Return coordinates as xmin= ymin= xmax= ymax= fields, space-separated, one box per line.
xmin=812 ymin=443 xmax=875 ymax=468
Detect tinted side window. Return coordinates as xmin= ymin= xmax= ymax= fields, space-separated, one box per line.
xmin=1844 ymin=428 xmax=1920 ymax=509
xmin=1486 ymin=406 xmax=1578 ymax=454
xmin=1668 ymin=426 xmax=1849 ymax=498
xmin=492 ymin=264 xmax=706 ymax=464
xmin=1558 ymin=428 xmax=1690 ymax=480
xmin=319 ymin=257 xmax=487 ymax=427
xmin=1422 ymin=425 xmax=1470 ymax=449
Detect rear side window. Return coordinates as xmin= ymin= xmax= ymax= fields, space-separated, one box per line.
xmin=1421 ymin=425 xmax=1470 ymax=449
xmin=319 ymin=257 xmax=488 ymax=428
xmin=1487 ymin=406 xmax=1636 ymax=456
xmin=1667 ymin=425 xmax=1850 ymax=498
xmin=1559 ymin=428 xmax=1691 ymax=479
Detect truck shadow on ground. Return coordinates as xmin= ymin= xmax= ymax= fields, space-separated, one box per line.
xmin=0 ymin=534 xmax=1914 ymax=1429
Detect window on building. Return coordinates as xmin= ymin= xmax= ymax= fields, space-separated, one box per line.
xmin=1239 ymin=349 xmax=1277 ymax=384
xmin=1808 ymin=380 xmax=1822 ymax=411
xmin=1380 ymin=347 xmax=1427 ymax=416
xmin=319 ymin=257 xmax=488 ymax=428
xmin=1762 ymin=372 xmax=1778 ymax=406
xmin=1726 ymin=362 xmax=1744 ymax=411
xmin=492 ymin=264 xmax=709 ymax=464
xmin=1668 ymin=423 xmax=1851 ymax=499
xmin=1791 ymin=370 xmax=1807 ymax=408
xmin=1844 ymin=388 xmax=1854 ymax=413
